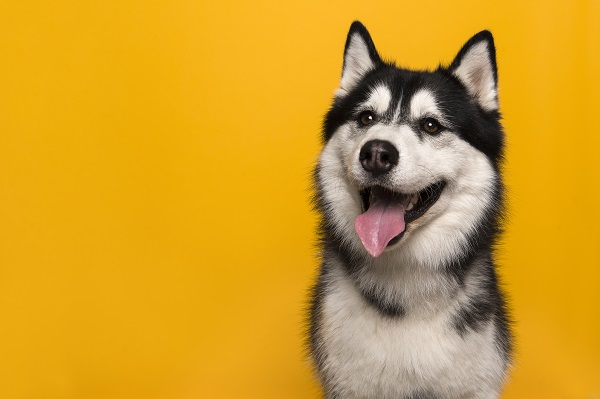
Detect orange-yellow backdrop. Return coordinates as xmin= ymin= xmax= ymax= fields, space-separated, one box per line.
xmin=0 ymin=1 xmax=598 ymax=398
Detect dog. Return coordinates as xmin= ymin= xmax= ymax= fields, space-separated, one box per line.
xmin=308 ymin=21 xmax=512 ymax=399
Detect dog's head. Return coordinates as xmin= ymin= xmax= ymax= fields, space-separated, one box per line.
xmin=317 ymin=22 xmax=504 ymax=265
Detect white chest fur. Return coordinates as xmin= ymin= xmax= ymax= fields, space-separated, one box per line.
xmin=318 ymin=267 xmax=505 ymax=399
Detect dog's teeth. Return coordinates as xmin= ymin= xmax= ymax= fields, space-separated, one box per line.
xmin=406 ymin=202 xmax=414 ymax=211
xmin=410 ymin=194 xmax=419 ymax=204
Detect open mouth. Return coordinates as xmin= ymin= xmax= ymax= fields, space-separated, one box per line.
xmin=355 ymin=181 xmax=446 ymax=257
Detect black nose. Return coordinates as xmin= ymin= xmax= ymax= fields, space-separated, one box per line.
xmin=359 ymin=140 xmax=399 ymax=176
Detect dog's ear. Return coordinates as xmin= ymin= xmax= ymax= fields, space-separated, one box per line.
xmin=338 ymin=21 xmax=382 ymax=96
xmin=449 ymin=31 xmax=498 ymax=111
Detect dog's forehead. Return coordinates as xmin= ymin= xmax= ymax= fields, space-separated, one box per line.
xmin=361 ymin=76 xmax=443 ymax=121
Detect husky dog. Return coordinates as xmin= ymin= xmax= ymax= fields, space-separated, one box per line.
xmin=308 ymin=22 xmax=512 ymax=399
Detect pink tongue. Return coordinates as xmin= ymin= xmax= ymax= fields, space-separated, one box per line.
xmin=354 ymin=192 xmax=409 ymax=258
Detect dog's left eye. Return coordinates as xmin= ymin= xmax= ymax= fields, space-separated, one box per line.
xmin=420 ymin=118 xmax=443 ymax=134
xmin=358 ymin=111 xmax=375 ymax=126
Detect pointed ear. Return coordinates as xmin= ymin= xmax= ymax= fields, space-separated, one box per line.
xmin=337 ymin=21 xmax=382 ymax=96
xmin=449 ymin=31 xmax=499 ymax=111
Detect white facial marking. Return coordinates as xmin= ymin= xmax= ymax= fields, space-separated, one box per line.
xmin=410 ymin=89 xmax=442 ymax=120
xmin=362 ymin=84 xmax=392 ymax=115
xmin=452 ymin=41 xmax=498 ymax=111
xmin=338 ymin=33 xmax=375 ymax=96
xmin=392 ymin=93 xmax=403 ymax=122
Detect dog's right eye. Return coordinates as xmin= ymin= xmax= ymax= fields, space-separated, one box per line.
xmin=420 ymin=118 xmax=443 ymax=134
xmin=358 ymin=111 xmax=375 ymax=126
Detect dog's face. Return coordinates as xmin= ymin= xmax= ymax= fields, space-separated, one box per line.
xmin=317 ymin=22 xmax=504 ymax=265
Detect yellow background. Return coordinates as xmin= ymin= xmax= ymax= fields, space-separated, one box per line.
xmin=0 ymin=1 xmax=598 ymax=398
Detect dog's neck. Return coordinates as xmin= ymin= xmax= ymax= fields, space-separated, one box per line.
xmin=334 ymin=244 xmax=491 ymax=317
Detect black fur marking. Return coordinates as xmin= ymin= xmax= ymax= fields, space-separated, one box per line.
xmin=359 ymin=284 xmax=406 ymax=318
xmin=450 ymin=256 xmax=513 ymax=360
xmin=452 ymin=257 xmax=498 ymax=335
xmin=494 ymin=288 xmax=513 ymax=359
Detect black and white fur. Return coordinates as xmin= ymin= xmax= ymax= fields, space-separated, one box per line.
xmin=308 ymin=22 xmax=511 ymax=399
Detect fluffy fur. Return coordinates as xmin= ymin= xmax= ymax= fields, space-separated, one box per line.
xmin=308 ymin=21 xmax=512 ymax=399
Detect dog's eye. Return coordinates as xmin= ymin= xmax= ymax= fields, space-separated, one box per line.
xmin=420 ymin=118 xmax=443 ymax=134
xmin=358 ymin=111 xmax=375 ymax=126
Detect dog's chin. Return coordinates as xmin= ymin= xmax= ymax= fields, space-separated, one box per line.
xmin=358 ymin=181 xmax=447 ymax=250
